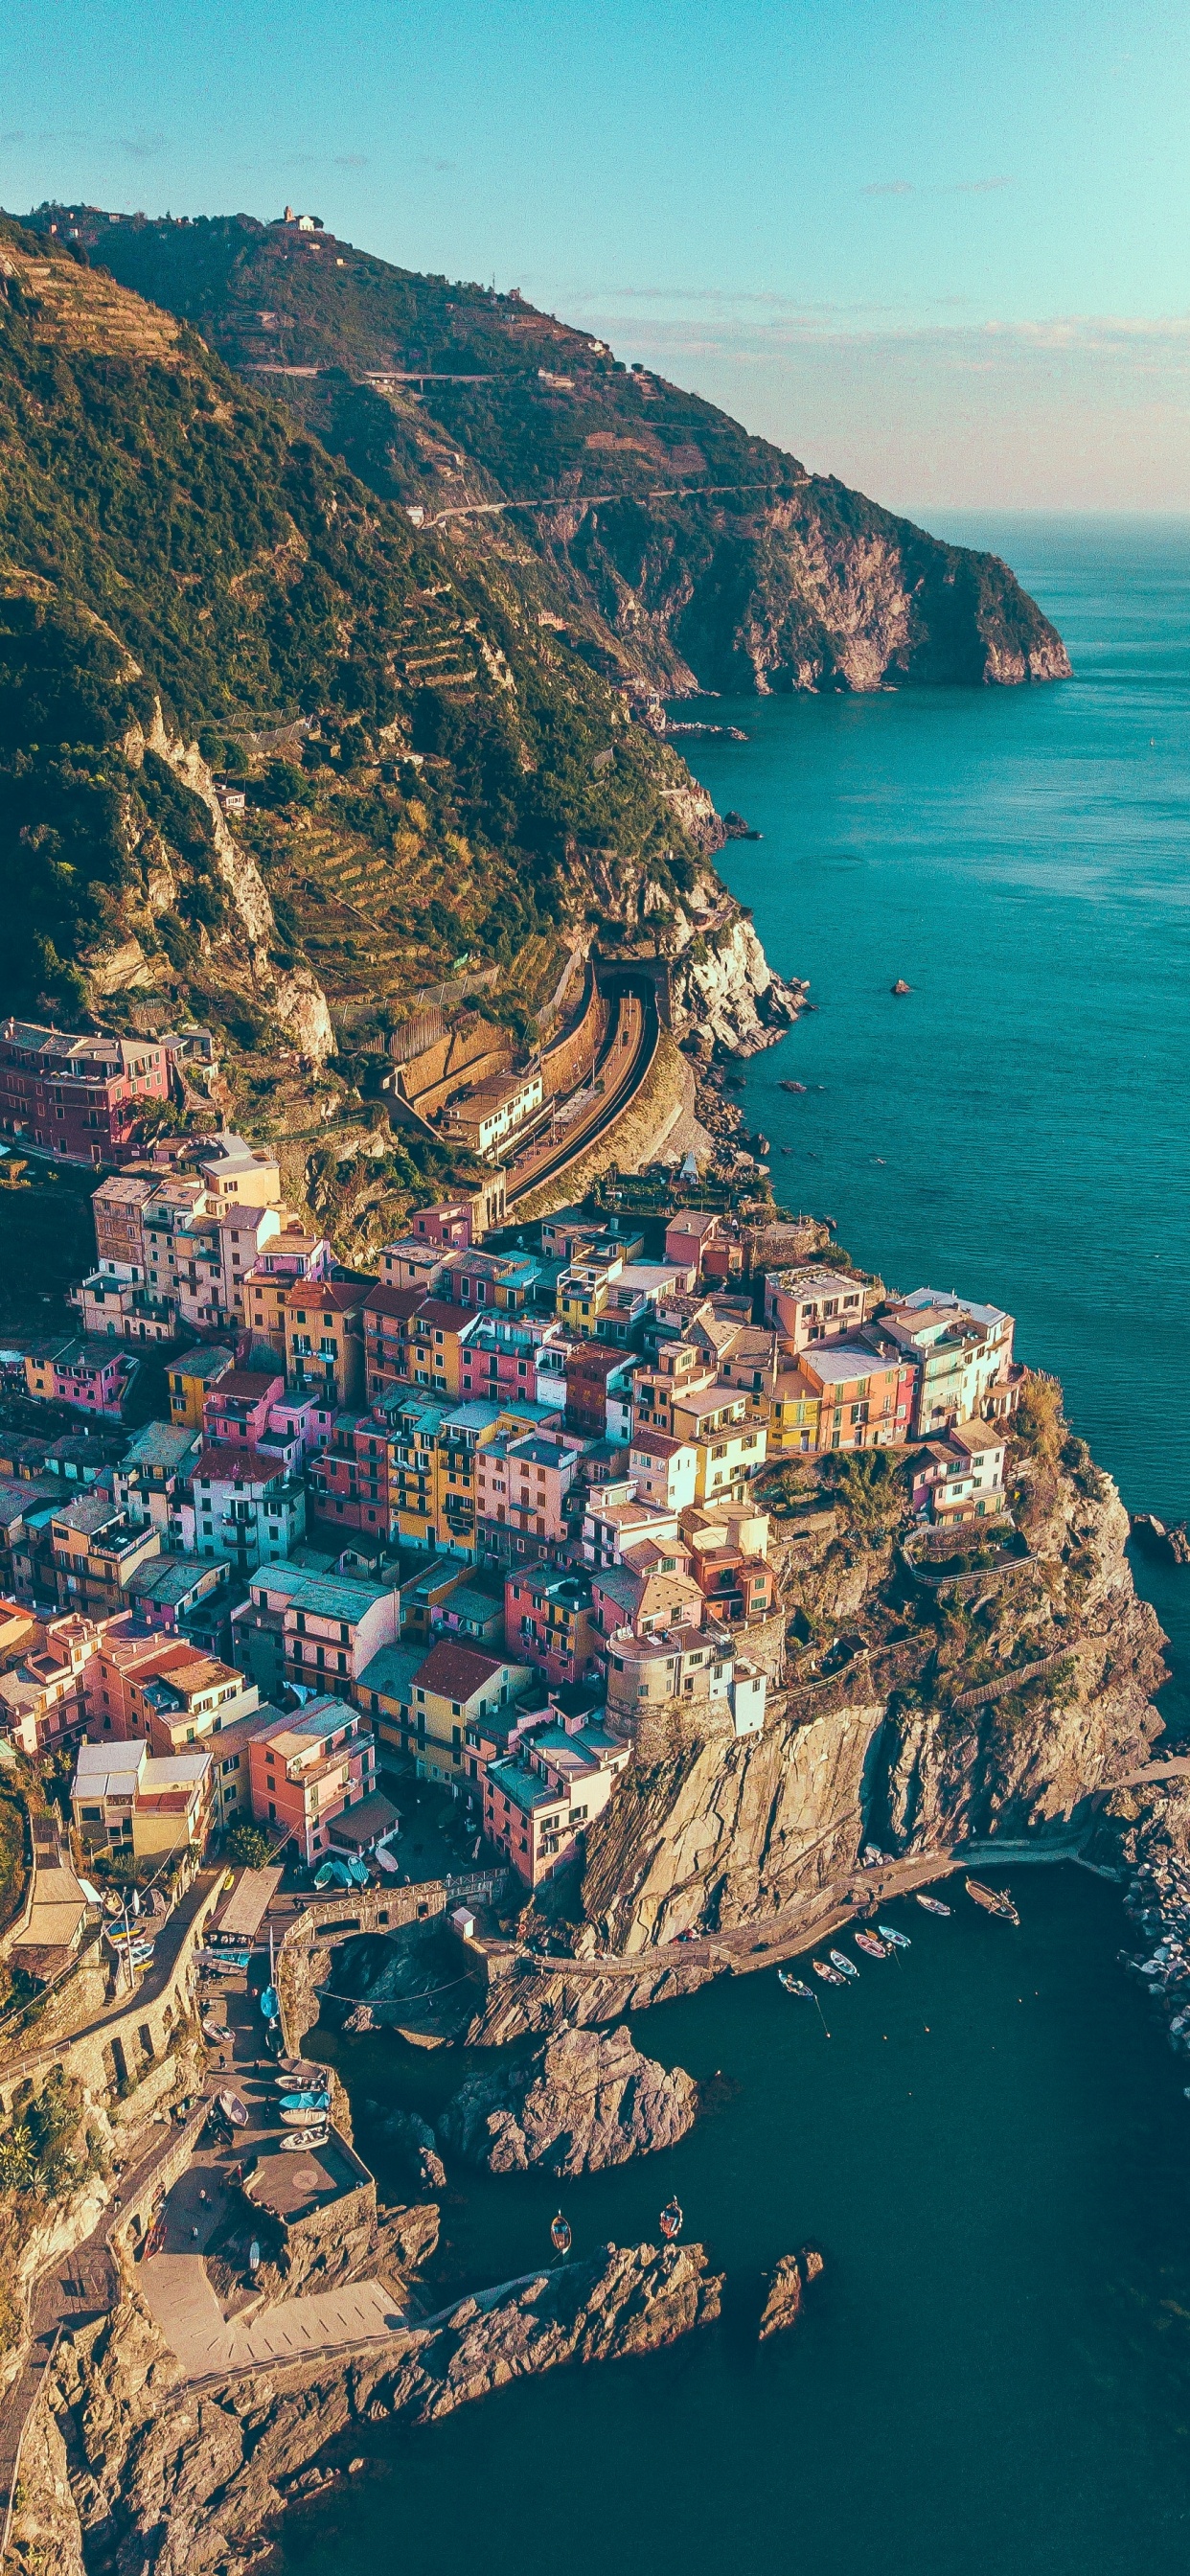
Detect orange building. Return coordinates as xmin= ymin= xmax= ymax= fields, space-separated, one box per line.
xmin=284 ymin=1280 xmax=367 ymax=1407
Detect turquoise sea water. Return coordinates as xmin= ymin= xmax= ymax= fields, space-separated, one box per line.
xmin=278 ymin=518 xmax=1190 ymax=2575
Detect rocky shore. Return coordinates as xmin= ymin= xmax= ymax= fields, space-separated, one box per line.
xmin=15 ymin=2240 xmax=724 ymax=2576
xmin=438 ymin=2024 xmax=698 ymax=2175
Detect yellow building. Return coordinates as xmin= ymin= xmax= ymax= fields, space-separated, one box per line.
xmin=167 ymin=1344 xmax=236 ymax=1429
xmin=284 ymin=1281 xmax=366 ymax=1407
xmin=406 ymin=1637 xmax=535 ymax=1785
xmin=767 ymin=1368 xmax=822 ymax=1457
xmin=401 ymin=1299 xmax=469 ymax=1398
xmin=556 ymin=1256 xmax=620 ymax=1335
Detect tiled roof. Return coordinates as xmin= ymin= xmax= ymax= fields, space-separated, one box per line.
xmin=413 ymin=1638 xmax=505 ymax=1703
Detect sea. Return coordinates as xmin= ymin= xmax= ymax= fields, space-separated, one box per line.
xmin=278 ymin=517 xmax=1190 ymax=2576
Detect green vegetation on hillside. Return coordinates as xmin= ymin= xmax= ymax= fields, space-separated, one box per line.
xmin=0 ymin=217 xmax=704 ymax=1033
xmin=46 ymin=204 xmax=1071 ymax=697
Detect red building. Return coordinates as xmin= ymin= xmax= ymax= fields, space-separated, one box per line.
xmin=308 ymin=1410 xmax=396 ymax=1543
xmin=0 ymin=1022 xmax=169 ymax=1167
xmin=504 ymin=1566 xmax=599 ymax=1690
xmin=565 ymin=1344 xmax=625 ymax=1437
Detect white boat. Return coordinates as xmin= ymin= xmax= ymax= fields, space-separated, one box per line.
xmin=812 ymin=1958 xmax=846 ymax=1987
xmin=915 ymin=1894 xmax=951 ymax=1917
xmin=217 ymin=2090 xmax=250 ymax=2128
xmin=281 ymin=2128 xmax=330 ymax=2151
xmin=829 ymin=1950 xmax=859 ymax=1979
xmin=280 ymin=2103 xmax=331 ymax=2127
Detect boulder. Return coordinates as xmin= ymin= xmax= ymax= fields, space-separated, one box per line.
xmin=439 ymin=2023 xmax=698 ymax=2176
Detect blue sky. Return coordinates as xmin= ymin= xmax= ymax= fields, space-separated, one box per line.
xmin=6 ymin=0 xmax=1188 ymax=507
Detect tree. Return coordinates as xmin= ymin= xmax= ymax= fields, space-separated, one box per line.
xmin=225 ymin=1823 xmax=274 ymax=1869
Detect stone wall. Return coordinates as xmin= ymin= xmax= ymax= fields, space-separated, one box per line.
xmin=538 ymin=968 xmax=607 ymax=1102
xmin=0 ymin=1875 xmax=223 ymax=2117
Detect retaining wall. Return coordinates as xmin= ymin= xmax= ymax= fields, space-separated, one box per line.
xmin=0 ymin=1874 xmax=223 ymax=2117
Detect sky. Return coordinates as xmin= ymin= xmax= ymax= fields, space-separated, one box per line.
xmin=5 ymin=0 xmax=1189 ymax=510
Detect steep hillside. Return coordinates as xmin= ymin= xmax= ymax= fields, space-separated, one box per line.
xmin=34 ymin=206 xmax=1070 ymax=698
xmin=0 ymin=218 xmax=781 ymax=1116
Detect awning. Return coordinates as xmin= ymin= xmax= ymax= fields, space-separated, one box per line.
xmin=327 ymin=1790 xmax=400 ymax=1852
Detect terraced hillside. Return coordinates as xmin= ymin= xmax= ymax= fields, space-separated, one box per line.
xmin=46 ymin=203 xmax=1071 ymax=697
xmin=0 ymin=217 xmax=723 ymax=1066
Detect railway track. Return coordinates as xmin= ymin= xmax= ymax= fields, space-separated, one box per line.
xmin=507 ymin=980 xmax=657 ymax=1206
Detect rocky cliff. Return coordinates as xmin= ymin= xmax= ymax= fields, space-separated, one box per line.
xmin=462 ymin=1395 xmax=1165 ymax=2047
xmin=581 ymin=1429 xmax=1164 ymax=1957
xmin=12 ymin=2240 xmax=722 ymax=2576
xmin=439 ymin=2023 xmax=698 ymax=2174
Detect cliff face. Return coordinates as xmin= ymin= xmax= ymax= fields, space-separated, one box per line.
xmin=24 ymin=2241 xmax=721 ymax=2576
xmin=579 ymin=1458 xmax=1162 ymax=1960
xmin=47 ymin=209 xmax=1070 ymax=703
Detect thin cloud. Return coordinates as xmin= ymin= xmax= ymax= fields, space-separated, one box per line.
xmin=116 ymin=133 xmax=167 ymax=161
xmin=333 ymin=153 xmax=368 ymax=168
xmin=862 ymin=175 xmax=1014 ymax=198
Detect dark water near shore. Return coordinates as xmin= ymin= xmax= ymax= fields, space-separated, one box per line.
xmin=279 ymin=519 xmax=1190 ymax=2572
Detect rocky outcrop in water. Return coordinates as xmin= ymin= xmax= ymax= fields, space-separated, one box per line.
xmin=372 ymin=2106 xmax=447 ymax=2194
xmin=758 ymin=2245 xmax=824 ymax=2338
xmin=38 ymin=2240 xmax=723 ymax=2576
xmin=440 ymin=2024 xmax=698 ymax=2174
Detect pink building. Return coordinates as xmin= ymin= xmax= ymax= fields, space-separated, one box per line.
xmin=202 ymin=1368 xmax=286 ymax=1449
xmin=46 ymin=1339 xmax=134 ymax=1418
xmin=410 ymin=1200 xmax=474 ymax=1249
xmin=475 ymin=1431 xmax=582 ymax=1546
xmin=246 ymin=1696 xmax=378 ymax=1864
xmin=0 ymin=1022 xmax=168 ymax=1167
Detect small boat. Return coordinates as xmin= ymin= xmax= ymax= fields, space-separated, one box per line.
xmin=259 ymin=1985 xmax=280 ymax=2022
xmin=280 ymin=2103 xmax=332 ymax=2127
xmin=966 ymin=1878 xmax=1020 ymax=1926
xmin=281 ymin=2128 xmax=329 ymax=2152
xmin=778 ymin=1972 xmax=814 ymax=1999
xmin=879 ymin=1925 xmax=911 ymax=1949
xmin=274 ymin=2065 xmax=325 ymax=2092
xmin=915 ymin=1894 xmax=951 ymax=1917
xmin=550 ymin=2212 xmax=572 ymax=2257
xmin=278 ymin=2089 xmax=331 ymax=2112
xmin=829 ymin=1950 xmax=860 ymax=1979
xmin=778 ymin=1080 xmax=807 ymax=1093
xmin=659 ymin=2198 xmax=683 ymax=2242
xmin=854 ymin=1931 xmax=889 ymax=1960
xmin=202 ymin=2017 xmax=227 ymax=2044
xmin=217 ymin=2090 xmax=250 ymax=2128
xmin=812 ymin=1958 xmax=845 ymax=1987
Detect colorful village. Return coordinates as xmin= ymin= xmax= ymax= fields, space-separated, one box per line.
xmin=0 ymin=1012 xmax=1023 ymax=1945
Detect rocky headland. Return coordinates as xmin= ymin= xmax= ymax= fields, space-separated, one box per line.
xmin=438 ymin=2023 xmax=698 ymax=2175
xmin=464 ymin=1384 xmax=1167 ymax=2047
xmin=11 ymin=2240 xmax=723 ymax=2576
